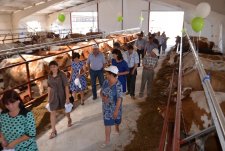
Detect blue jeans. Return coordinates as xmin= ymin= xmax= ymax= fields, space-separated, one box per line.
xmin=90 ymin=69 xmax=104 ymax=98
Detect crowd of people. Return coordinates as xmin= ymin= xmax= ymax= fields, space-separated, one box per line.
xmin=0 ymin=31 xmax=167 ymax=150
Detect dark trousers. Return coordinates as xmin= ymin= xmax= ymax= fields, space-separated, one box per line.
xmin=90 ymin=69 xmax=104 ymax=98
xmin=127 ymin=68 xmax=137 ymax=96
xmin=137 ymin=49 xmax=144 ymax=67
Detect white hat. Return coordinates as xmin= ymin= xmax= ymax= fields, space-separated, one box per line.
xmin=152 ymin=48 xmax=160 ymax=56
xmin=74 ymin=78 xmax=82 ymax=89
xmin=105 ymin=65 xmax=119 ymax=75
xmin=92 ymin=44 xmax=99 ymax=49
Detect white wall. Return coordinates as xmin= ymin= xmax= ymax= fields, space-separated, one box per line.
xmin=47 ymin=12 xmax=71 ymax=31
xmin=18 ymin=15 xmax=48 ymax=31
xmin=123 ymin=0 xmax=148 ymax=32
xmin=0 ymin=15 xmax=12 ymax=33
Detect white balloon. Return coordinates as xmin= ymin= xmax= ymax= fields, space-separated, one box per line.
xmin=196 ymin=2 xmax=211 ymax=18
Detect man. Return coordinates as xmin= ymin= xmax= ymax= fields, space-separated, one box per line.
xmin=144 ymin=36 xmax=158 ymax=55
xmin=139 ymin=48 xmax=159 ymax=98
xmin=125 ymin=44 xmax=139 ymax=99
xmin=87 ymin=44 xmax=106 ymax=100
xmin=135 ymin=33 xmax=146 ymax=67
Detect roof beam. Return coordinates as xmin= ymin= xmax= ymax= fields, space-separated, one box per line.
xmin=12 ymin=0 xmax=66 ymax=23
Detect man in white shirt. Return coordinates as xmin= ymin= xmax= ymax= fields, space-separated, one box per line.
xmin=125 ymin=44 xmax=139 ymax=99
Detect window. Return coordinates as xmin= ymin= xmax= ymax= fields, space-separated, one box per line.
xmin=26 ymin=21 xmax=42 ymax=32
xmin=71 ymin=12 xmax=98 ymax=34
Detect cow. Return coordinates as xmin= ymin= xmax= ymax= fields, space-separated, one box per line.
xmin=182 ymin=36 xmax=222 ymax=55
xmin=0 ymin=53 xmax=71 ymax=96
xmin=159 ymin=91 xmax=225 ymax=150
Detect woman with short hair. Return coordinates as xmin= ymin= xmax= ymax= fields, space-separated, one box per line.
xmin=0 ymin=90 xmax=38 ymax=150
xmin=112 ymin=49 xmax=129 ymax=93
xmin=48 ymin=60 xmax=72 ymax=139
xmin=100 ymin=66 xmax=123 ymax=148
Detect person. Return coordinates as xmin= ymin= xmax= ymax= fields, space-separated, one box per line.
xmin=135 ymin=33 xmax=146 ymax=67
xmin=161 ymin=32 xmax=168 ymax=55
xmin=70 ymin=52 xmax=87 ymax=105
xmin=87 ymin=44 xmax=106 ymax=100
xmin=125 ymin=44 xmax=139 ymax=99
xmin=112 ymin=49 xmax=129 ymax=93
xmin=113 ymin=42 xmax=128 ymax=63
xmin=144 ymin=36 xmax=158 ymax=55
xmin=139 ymin=48 xmax=159 ymax=98
xmin=100 ymin=65 xmax=123 ymax=148
xmin=0 ymin=90 xmax=38 ymax=150
xmin=47 ymin=60 xmax=72 ymax=139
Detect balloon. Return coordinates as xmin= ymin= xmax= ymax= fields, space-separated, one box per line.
xmin=191 ymin=17 xmax=205 ymax=32
xmin=139 ymin=16 xmax=144 ymax=21
xmin=58 ymin=13 xmax=65 ymax=22
xmin=117 ymin=16 xmax=123 ymax=22
xmin=196 ymin=2 xmax=211 ymax=18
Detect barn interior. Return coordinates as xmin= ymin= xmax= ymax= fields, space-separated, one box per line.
xmin=0 ymin=0 xmax=225 ymax=151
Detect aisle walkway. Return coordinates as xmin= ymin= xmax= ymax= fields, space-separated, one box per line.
xmin=37 ymin=68 xmax=144 ymax=151
xmin=37 ymin=54 xmax=167 ymax=151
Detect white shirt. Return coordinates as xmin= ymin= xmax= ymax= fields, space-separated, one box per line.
xmin=125 ymin=50 xmax=139 ymax=68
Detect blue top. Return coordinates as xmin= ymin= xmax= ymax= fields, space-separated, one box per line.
xmin=101 ymin=80 xmax=123 ymax=126
xmin=112 ymin=59 xmax=129 ymax=93
xmin=87 ymin=52 xmax=106 ymax=70
xmin=0 ymin=111 xmax=38 ymax=151
xmin=145 ymin=42 xmax=158 ymax=54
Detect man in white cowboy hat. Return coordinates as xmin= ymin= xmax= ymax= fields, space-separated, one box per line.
xmin=87 ymin=44 xmax=106 ymax=100
xmin=139 ymin=48 xmax=159 ymax=98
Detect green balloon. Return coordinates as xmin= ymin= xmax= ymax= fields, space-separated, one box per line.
xmin=58 ymin=13 xmax=65 ymax=22
xmin=191 ymin=17 xmax=205 ymax=32
xmin=117 ymin=16 xmax=123 ymax=22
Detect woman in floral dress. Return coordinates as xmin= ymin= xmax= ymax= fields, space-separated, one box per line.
xmin=70 ymin=52 xmax=87 ymax=105
xmin=100 ymin=65 xmax=123 ymax=148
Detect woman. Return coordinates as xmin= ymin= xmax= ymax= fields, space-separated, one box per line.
xmin=70 ymin=52 xmax=87 ymax=105
xmin=0 ymin=90 xmax=38 ymax=151
xmin=100 ymin=65 xmax=123 ymax=148
xmin=112 ymin=49 xmax=129 ymax=93
xmin=48 ymin=60 xmax=72 ymax=139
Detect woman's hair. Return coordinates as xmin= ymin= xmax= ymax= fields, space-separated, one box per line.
xmin=49 ymin=60 xmax=58 ymax=67
xmin=106 ymin=71 xmax=117 ymax=77
xmin=1 ymin=90 xmax=28 ymax=115
xmin=49 ymin=60 xmax=59 ymax=75
xmin=112 ymin=49 xmax=123 ymax=60
xmin=72 ymin=52 xmax=80 ymax=60
xmin=113 ymin=42 xmax=120 ymax=48
xmin=127 ymin=44 xmax=133 ymax=50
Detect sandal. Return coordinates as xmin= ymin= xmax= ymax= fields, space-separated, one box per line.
xmin=49 ymin=131 xmax=57 ymax=139
xmin=68 ymin=118 xmax=72 ymax=127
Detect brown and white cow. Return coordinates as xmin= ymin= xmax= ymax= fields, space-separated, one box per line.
xmin=159 ymin=91 xmax=225 ymax=150
xmin=0 ymin=53 xmax=71 ymax=95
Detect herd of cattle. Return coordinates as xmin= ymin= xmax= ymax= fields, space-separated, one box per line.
xmin=0 ymin=33 xmax=136 ymax=101
xmin=161 ymin=36 xmax=225 ymax=150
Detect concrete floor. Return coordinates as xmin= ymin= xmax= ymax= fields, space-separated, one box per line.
xmin=37 ymin=54 xmax=166 ymax=151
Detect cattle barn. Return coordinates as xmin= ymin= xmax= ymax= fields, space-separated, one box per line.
xmin=0 ymin=0 xmax=224 ymax=151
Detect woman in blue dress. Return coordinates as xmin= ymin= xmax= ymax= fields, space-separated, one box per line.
xmin=70 ymin=52 xmax=87 ymax=105
xmin=100 ymin=65 xmax=123 ymax=148
xmin=111 ymin=49 xmax=129 ymax=93
xmin=0 ymin=90 xmax=38 ymax=151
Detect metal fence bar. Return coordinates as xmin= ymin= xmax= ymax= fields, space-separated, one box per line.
xmin=172 ymin=33 xmax=183 ymax=151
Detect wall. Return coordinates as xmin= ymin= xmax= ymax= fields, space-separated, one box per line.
xmin=0 ymin=15 xmax=12 ymax=33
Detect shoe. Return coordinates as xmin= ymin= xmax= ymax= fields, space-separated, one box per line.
xmin=81 ymin=100 xmax=84 ymax=105
xmin=112 ymin=131 xmax=120 ymax=135
xmin=93 ymin=96 xmax=97 ymax=100
xmin=68 ymin=118 xmax=72 ymax=127
xmin=131 ymin=96 xmax=136 ymax=100
xmin=139 ymin=94 xmax=144 ymax=98
xmin=125 ymin=92 xmax=130 ymax=95
xmin=100 ymin=143 xmax=110 ymax=149
xmin=49 ymin=130 xmax=57 ymax=139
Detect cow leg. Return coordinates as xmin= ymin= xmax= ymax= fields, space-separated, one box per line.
xmin=196 ymin=137 xmax=207 ymax=151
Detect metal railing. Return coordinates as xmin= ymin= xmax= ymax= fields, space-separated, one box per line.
xmin=185 ymin=32 xmax=225 ymax=150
